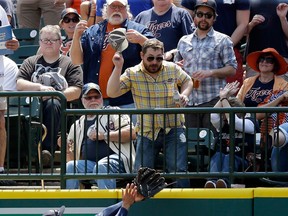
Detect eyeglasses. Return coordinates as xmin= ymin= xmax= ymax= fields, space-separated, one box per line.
xmin=109 ymin=4 xmax=126 ymax=10
xmin=63 ymin=16 xmax=80 ymax=23
xmin=146 ymin=56 xmax=164 ymax=62
xmin=195 ymin=11 xmax=214 ymax=19
xmin=83 ymin=95 xmax=102 ymax=100
xmin=40 ymin=38 xmax=60 ymax=44
xmin=259 ymin=56 xmax=275 ymax=64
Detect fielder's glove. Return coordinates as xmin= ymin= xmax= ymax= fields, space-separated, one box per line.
xmin=133 ymin=167 xmax=167 ymax=198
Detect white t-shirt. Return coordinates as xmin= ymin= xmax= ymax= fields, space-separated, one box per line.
xmin=0 ymin=5 xmax=15 ymax=88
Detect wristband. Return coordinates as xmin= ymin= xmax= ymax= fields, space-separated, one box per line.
xmin=220 ymin=98 xmax=228 ymax=102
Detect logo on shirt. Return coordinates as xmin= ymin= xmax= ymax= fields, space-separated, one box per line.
xmin=146 ymin=20 xmax=172 ymax=38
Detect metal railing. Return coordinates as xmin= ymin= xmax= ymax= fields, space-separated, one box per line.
xmin=2 ymin=91 xmax=288 ymax=188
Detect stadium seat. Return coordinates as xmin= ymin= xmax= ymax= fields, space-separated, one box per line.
xmin=7 ymin=44 xmax=39 ymax=65
xmin=5 ymin=96 xmax=46 ymax=173
xmin=187 ymin=128 xmax=215 ymax=172
xmin=13 ymin=28 xmax=39 ymax=46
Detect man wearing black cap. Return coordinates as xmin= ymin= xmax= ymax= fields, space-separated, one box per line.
xmin=175 ymin=0 xmax=237 ymax=132
xmin=65 ymin=83 xmax=136 ymax=189
xmin=181 ymin=0 xmax=250 ymax=87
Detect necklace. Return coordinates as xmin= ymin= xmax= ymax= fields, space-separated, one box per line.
xmin=259 ymin=76 xmax=274 ymax=84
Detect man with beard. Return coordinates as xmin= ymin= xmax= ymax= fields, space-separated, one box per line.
xmin=174 ymin=0 xmax=237 ymax=132
xmin=70 ymin=0 xmax=153 ymax=114
xmin=107 ymin=39 xmax=193 ymax=188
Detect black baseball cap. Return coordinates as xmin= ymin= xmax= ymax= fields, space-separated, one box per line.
xmin=195 ymin=0 xmax=217 ymax=13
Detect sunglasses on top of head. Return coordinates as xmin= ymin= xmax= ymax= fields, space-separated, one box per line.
xmin=63 ymin=16 xmax=80 ymax=23
xmin=195 ymin=11 xmax=214 ymax=19
xmin=146 ymin=56 xmax=164 ymax=62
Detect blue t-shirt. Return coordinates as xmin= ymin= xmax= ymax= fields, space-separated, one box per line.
xmin=81 ymin=119 xmax=114 ymax=161
xmin=96 ymin=0 xmax=153 ymax=19
xmin=243 ymin=78 xmax=274 ymax=107
xmin=181 ymin=0 xmax=250 ymax=46
xmin=134 ymin=5 xmax=194 ymax=52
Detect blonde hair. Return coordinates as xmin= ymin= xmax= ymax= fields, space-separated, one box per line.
xmin=39 ymin=25 xmax=62 ymax=40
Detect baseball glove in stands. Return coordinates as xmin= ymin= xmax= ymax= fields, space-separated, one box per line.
xmin=133 ymin=167 xmax=167 ymax=198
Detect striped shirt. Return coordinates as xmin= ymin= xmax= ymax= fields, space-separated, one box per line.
xmin=119 ymin=61 xmax=191 ymax=140
xmin=175 ymin=28 xmax=237 ymax=106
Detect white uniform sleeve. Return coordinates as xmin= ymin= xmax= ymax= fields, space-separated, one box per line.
xmin=234 ymin=116 xmax=255 ymax=134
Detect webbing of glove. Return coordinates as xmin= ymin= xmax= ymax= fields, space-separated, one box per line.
xmin=134 ymin=167 xmax=166 ymax=198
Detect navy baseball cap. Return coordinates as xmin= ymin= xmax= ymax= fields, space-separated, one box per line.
xmin=82 ymin=83 xmax=102 ymax=97
xmin=195 ymin=0 xmax=217 ymax=13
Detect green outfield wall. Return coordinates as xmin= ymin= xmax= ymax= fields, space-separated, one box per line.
xmin=1 ymin=188 xmax=287 ymax=216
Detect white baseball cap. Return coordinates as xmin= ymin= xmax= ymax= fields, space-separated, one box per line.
xmin=106 ymin=0 xmax=128 ymax=6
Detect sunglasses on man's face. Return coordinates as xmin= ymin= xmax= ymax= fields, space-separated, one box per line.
xmin=259 ymin=56 xmax=275 ymax=64
xmin=195 ymin=11 xmax=214 ymax=19
xmin=63 ymin=16 xmax=80 ymax=23
xmin=146 ymin=56 xmax=164 ymax=62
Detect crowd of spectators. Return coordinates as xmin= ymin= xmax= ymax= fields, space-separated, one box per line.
xmin=0 ymin=0 xmax=287 ymax=189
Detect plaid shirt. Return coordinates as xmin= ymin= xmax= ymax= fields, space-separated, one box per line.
xmin=119 ymin=61 xmax=191 ymax=140
xmin=175 ymin=28 xmax=237 ymax=106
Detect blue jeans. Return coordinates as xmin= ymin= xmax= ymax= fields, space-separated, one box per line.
xmin=66 ymin=154 xmax=125 ymax=189
xmin=134 ymin=128 xmax=190 ymax=188
xmin=271 ymin=123 xmax=288 ymax=172
xmin=209 ymin=152 xmax=248 ymax=184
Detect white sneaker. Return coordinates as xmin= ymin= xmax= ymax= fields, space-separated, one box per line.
xmin=204 ymin=180 xmax=216 ymax=188
xmin=216 ymin=179 xmax=227 ymax=188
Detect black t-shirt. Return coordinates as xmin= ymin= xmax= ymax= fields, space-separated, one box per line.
xmin=215 ymin=117 xmax=259 ymax=155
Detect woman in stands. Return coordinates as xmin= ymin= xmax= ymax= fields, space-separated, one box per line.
xmin=205 ymin=81 xmax=259 ymax=188
xmin=237 ymin=48 xmax=288 ymax=172
xmin=59 ymin=8 xmax=81 ymax=56
xmin=237 ymin=48 xmax=288 ymax=107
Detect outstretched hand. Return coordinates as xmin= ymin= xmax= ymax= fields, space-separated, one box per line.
xmin=122 ymin=183 xmax=138 ymax=210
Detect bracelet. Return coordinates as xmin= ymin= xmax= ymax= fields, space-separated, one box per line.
xmin=89 ymin=16 xmax=95 ymax=18
xmin=220 ymin=98 xmax=228 ymax=102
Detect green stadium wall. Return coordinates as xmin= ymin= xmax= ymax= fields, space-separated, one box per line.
xmin=0 ymin=188 xmax=287 ymax=216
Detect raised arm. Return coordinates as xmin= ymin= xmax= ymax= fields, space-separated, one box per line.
xmin=276 ymin=3 xmax=288 ymax=41
xmin=231 ymin=9 xmax=250 ymax=46
xmin=70 ymin=20 xmax=87 ymax=65
xmin=107 ymin=52 xmax=125 ymax=98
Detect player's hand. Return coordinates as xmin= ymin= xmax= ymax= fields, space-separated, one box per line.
xmin=122 ymin=183 xmax=137 ymax=210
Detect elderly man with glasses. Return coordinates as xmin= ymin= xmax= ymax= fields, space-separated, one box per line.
xmin=65 ymin=82 xmax=136 ymax=189
xmin=16 ymin=25 xmax=83 ymax=167
xmin=107 ymin=38 xmax=192 ymax=188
